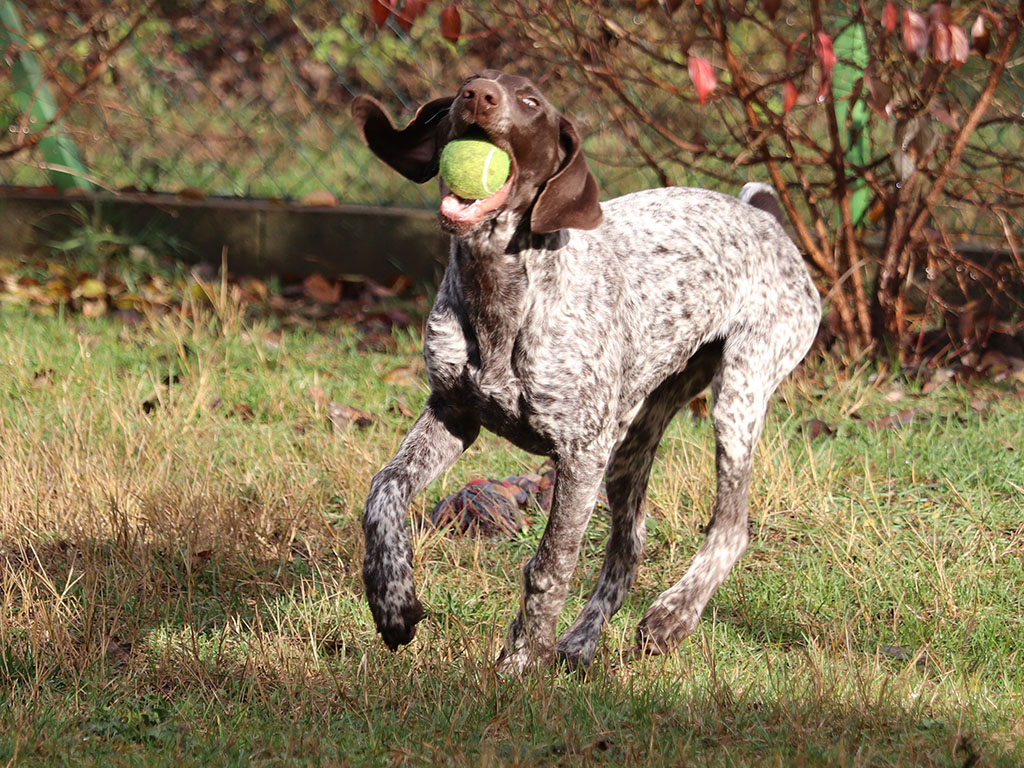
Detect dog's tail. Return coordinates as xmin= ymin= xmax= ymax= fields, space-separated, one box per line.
xmin=739 ymin=182 xmax=785 ymax=227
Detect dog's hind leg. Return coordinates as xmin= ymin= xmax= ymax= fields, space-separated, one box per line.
xmin=363 ymin=400 xmax=479 ymax=650
xmin=555 ymin=342 xmax=722 ymax=668
xmin=635 ymin=336 xmax=786 ymax=655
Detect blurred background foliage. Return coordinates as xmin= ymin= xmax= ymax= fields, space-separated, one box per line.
xmin=1 ymin=0 xmax=1022 ymax=357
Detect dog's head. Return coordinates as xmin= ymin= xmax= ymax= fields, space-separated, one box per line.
xmin=351 ymin=70 xmax=603 ymax=235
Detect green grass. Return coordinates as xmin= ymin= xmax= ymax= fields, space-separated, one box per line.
xmin=1 ymin=299 xmax=1023 ymax=766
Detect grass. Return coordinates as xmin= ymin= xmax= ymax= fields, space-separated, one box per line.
xmin=1 ymin=289 xmax=1023 ymax=766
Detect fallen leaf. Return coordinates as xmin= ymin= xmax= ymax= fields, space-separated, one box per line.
xmin=383 ymin=365 xmax=420 ymax=386
xmin=232 ymin=403 xmax=255 ymax=421
xmin=302 ymin=273 xmax=341 ymax=304
xmin=883 ymin=388 xmax=904 ymax=403
xmin=102 ymin=635 xmax=132 ymax=664
xmin=357 ymin=331 xmax=397 ymax=353
xmin=329 ymin=402 xmax=374 ymax=431
xmin=308 ymin=384 xmax=329 ymax=408
xmin=81 ymin=299 xmax=108 ymax=318
xmin=390 ymin=399 xmax=416 ymax=418
xmin=802 ymin=418 xmax=836 ymax=440
xmin=689 ymin=394 xmax=708 ymax=419
xmin=177 ymin=187 xmax=207 ymax=201
xmin=863 ymin=409 xmax=922 ymax=431
xmin=75 ymin=278 xmax=106 ymax=300
xmin=299 ymin=190 xmax=337 ymax=207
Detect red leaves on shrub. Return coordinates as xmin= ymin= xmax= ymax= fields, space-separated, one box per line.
xmin=881 ymin=1 xmax=898 ymax=32
xmin=902 ymin=9 xmax=929 ymax=60
xmin=927 ymin=3 xmax=951 ymax=26
xmin=815 ymin=31 xmax=835 ymax=73
xmin=782 ymin=80 xmax=798 ymax=113
xmin=931 ymin=21 xmax=951 ymax=62
xmin=687 ymin=55 xmax=716 ymax=105
xmin=440 ymin=4 xmax=461 ymax=42
xmin=815 ymin=31 xmax=835 ymax=102
xmin=397 ymin=0 xmax=427 ymax=32
xmin=971 ymin=14 xmax=990 ymax=55
xmin=370 ymin=0 xmax=391 ymax=28
xmin=949 ymin=24 xmax=969 ymax=66
xmin=761 ymin=0 xmax=781 ymax=21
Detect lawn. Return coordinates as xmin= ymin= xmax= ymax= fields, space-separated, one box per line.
xmin=1 ymin=281 xmax=1023 ymax=766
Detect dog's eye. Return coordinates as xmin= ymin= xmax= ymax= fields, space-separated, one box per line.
xmin=520 ymin=95 xmax=540 ymax=108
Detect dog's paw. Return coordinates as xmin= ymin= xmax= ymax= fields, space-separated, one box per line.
xmin=364 ymin=558 xmax=424 ymax=650
xmin=555 ymin=631 xmax=599 ymax=671
xmin=495 ymin=615 xmax=555 ymax=674
xmin=634 ymin=602 xmax=699 ymax=656
xmin=377 ymin=595 xmax=424 ymax=650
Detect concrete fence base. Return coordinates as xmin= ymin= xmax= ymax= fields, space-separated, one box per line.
xmin=0 ymin=189 xmax=450 ymax=285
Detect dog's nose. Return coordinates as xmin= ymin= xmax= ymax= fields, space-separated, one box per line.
xmin=460 ymin=79 xmax=503 ymax=121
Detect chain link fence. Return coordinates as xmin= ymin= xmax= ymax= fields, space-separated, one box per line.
xmin=1 ymin=0 xmax=1021 ymax=239
xmin=0 ymin=0 xmax=645 ymax=208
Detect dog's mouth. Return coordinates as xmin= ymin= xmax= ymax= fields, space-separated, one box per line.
xmin=439 ymin=126 xmax=516 ymax=230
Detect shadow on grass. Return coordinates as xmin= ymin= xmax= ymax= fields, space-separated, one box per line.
xmin=1 ymin=527 xmax=1020 ymax=766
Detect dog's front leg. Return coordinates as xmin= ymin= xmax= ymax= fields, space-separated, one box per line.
xmin=363 ymin=401 xmax=479 ymax=650
xmin=497 ymin=446 xmax=609 ymax=673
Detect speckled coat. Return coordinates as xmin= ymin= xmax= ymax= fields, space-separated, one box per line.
xmin=353 ymin=71 xmax=821 ymax=671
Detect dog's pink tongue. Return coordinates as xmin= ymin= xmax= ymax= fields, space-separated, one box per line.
xmin=440 ymin=194 xmax=486 ymax=225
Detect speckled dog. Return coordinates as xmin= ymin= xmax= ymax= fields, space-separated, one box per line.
xmin=352 ymin=71 xmax=820 ymax=672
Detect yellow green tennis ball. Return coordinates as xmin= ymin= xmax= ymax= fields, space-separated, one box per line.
xmin=439 ymin=138 xmax=511 ymax=199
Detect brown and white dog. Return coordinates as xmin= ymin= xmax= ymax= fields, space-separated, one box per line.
xmin=352 ymin=71 xmax=819 ymax=671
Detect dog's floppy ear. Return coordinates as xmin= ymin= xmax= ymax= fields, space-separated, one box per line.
xmin=351 ymin=94 xmax=455 ymax=183
xmin=530 ymin=117 xmax=603 ymax=234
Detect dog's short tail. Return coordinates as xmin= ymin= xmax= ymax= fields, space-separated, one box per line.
xmin=739 ymin=182 xmax=785 ymax=226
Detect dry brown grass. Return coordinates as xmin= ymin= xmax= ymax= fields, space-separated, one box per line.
xmin=1 ymin=302 xmax=1022 ymax=765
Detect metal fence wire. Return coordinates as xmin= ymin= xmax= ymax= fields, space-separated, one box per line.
xmin=1 ymin=0 xmax=1022 ymax=241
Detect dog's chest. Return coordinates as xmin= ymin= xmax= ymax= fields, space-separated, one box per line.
xmin=423 ymin=278 xmax=615 ymax=456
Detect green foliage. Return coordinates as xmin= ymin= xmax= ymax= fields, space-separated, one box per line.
xmin=833 ymin=23 xmax=871 ymax=227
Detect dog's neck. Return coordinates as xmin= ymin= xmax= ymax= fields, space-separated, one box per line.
xmin=449 ymin=214 xmax=566 ymax=389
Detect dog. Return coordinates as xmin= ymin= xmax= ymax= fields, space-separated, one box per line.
xmin=351 ymin=71 xmax=820 ymax=671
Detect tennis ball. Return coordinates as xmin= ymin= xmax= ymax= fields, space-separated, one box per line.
xmin=439 ymin=138 xmax=511 ymax=200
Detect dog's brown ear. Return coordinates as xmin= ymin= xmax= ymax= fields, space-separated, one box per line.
xmin=351 ymin=94 xmax=455 ymax=183
xmin=530 ymin=117 xmax=603 ymax=234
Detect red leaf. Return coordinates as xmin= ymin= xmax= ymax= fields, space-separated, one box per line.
xmin=970 ymin=14 xmax=990 ymax=56
xmin=687 ymin=55 xmax=717 ymax=105
xmin=785 ymin=32 xmax=807 ymax=62
xmin=761 ymin=0 xmax=781 ymax=20
xmin=949 ymin=24 xmax=969 ymax=66
xmin=397 ymin=0 xmax=427 ymax=32
xmin=815 ymin=30 xmax=836 ymax=74
xmin=440 ymin=3 xmax=460 ymax=42
xmin=881 ymin=1 xmax=898 ymax=32
xmin=927 ymin=3 xmax=950 ymax=26
xmin=931 ymin=22 xmax=951 ymax=62
xmin=783 ymin=80 xmax=798 ymax=113
xmin=864 ymin=72 xmax=893 ymax=117
xmin=902 ymin=9 xmax=929 ymax=59
xmin=815 ymin=31 xmax=835 ymax=102
xmin=370 ymin=0 xmax=391 ymax=28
